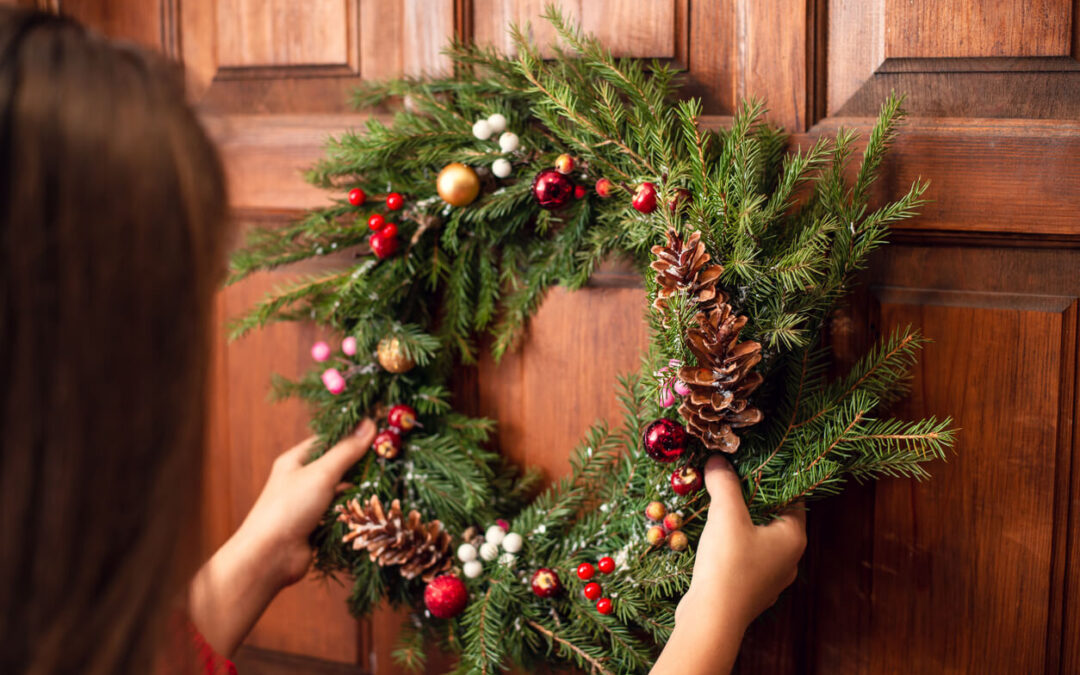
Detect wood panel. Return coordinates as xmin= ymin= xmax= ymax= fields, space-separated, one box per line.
xmin=216 ymin=1 xmax=352 ymax=69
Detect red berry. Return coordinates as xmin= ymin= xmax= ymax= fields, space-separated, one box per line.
xmin=596 ymin=598 xmax=613 ymax=615
xmin=595 ymin=177 xmax=613 ymax=198
xmin=597 ymin=556 xmax=615 ymax=574
xmin=576 ymin=562 xmax=595 ymax=580
xmin=424 ymin=574 xmax=468 ymax=619
xmin=381 ymin=222 xmax=399 ymax=239
xmin=554 ymin=153 xmax=575 ymax=174
xmin=367 ymin=213 xmax=385 ymax=230
xmin=388 ymin=404 xmax=418 ymax=433
xmin=583 ymin=582 xmax=602 ymax=600
xmin=369 ymin=231 xmax=399 ymax=260
xmin=531 ymin=568 xmax=562 ymax=598
xmin=386 ymin=192 xmax=404 ymax=210
xmin=348 ymin=188 xmax=366 ymax=206
xmin=632 ymin=182 xmax=658 ymax=214
xmin=574 ymin=184 xmax=587 ymax=199
xmin=671 ymin=466 xmax=704 ymax=496
xmin=372 ymin=428 xmax=402 ymax=459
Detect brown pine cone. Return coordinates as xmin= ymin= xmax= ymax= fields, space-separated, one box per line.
xmin=650 ymin=229 xmax=724 ymax=317
xmin=337 ymin=495 xmax=453 ymax=582
xmin=677 ymin=303 xmax=764 ymax=453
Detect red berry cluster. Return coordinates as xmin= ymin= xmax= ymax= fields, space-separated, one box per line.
xmin=644 ymin=501 xmax=689 ymax=552
xmin=372 ymin=403 xmax=418 ymax=460
xmin=576 ymin=556 xmax=617 ymax=614
xmin=348 ymin=190 xmax=406 ymax=260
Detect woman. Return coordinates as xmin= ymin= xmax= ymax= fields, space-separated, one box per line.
xmin=0 ymin=9 xmax=803 ymax=674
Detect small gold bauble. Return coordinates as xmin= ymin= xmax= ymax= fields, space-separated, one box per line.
xmin=377 ymin=337 xmax=415 ymax=373
xmin=436 ymin=162 xmax=481 ymax=207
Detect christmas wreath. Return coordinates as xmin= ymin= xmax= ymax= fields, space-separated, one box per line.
xmin=229 ymin=8 xmax=954 ymax=673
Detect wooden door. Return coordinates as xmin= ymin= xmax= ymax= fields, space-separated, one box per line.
xmin=66 ymin=0 xmax=1080 ymax=673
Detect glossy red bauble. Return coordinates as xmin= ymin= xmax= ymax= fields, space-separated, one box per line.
xmin=595 ymin=177 xmax=613 ymax=198
xmin=386 ymin=192 xmax=404 ymax=210
xmin=424 ymin=574 xmax=468 ymax=619
xmin=531 ymin=568 xmax=562 ymax=598
xmin=583 ymin=582 xmax=602 ymax=600
xmin=348 ymin=188 xmax=366 ymax=206
xmin=388 ymin=404 xmax=418 ymax=433
xmin=642 ymin=418 xmax=688 ymax=463
xmin=372 ymin=428 xmax=402 ymax=460
xmin=596 ymin=598 xmax=613 ymax=615
xmin=576 ymin=562 xmax=595 ymax=580
xmin=369 ymin=230 xmax=399 ymax=260
xmin=367 ymin=213 xmax=385 ymax=230
xmin=632 ymin=182 xmax=658 ymax=213
xmin=531 ymin=169 xmax=575 ymax=210
xmin=671 ymin=466 xmax=704 ymax=496
xmin=597 ymin=556 xmax=615 ymax=574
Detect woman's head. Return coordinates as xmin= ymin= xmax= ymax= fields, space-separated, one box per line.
xmin=0 ymin=9 xmax=229 ymax=673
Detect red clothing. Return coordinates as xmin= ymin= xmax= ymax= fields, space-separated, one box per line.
xmin=187 ymin=622 xmax=237 ymax=675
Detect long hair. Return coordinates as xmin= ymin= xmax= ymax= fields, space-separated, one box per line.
xmin=0 ymin=9 xmax=229 ymax=673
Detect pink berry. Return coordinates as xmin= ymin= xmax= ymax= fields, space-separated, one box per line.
xmin=341 ymin=336 xmax=358 ymax=356
xmin=659 ymin=385 xmax=675 ymax=407
xmin=321 ymin=368 xmax=346 ymax=395
xmin=496 ymin=519 xmax=510 ymax=532
xmin=673 ymin=380 xmax=691 ymax=397
xmin=311 ymin=341 xmax=331 ymax=362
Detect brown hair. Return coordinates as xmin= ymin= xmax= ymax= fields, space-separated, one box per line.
xmin=0 ymin=9 xmax=229 ymax=673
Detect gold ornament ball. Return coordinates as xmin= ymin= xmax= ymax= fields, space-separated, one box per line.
xmin=437 ymin=162 xmax=481 ymax=207
xmin=377 ymin=337 xmax=415 ymax=373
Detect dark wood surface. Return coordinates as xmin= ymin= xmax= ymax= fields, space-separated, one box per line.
xmin=69 ymin=1 xmax=1080 ymax=673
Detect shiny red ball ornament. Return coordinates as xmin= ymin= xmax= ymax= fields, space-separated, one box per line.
xmin=369 ymin=230 xmax=399 ymax=259
xmin=576 ymin=562 xmax=595 ymax=580
xmin=583 ymin=582 xmax=602 ymax=600
xmin=367 ymin=213 xmax=385 ymax=230
xmin=671 ymin=466 xmax=704 ymax=496
xmin=386 ymin=192 xmax=404 ymax=210
xmin=531 ymin=568 xmax=562 ymax=598
xmin=595 ymin=177 xmax=613 ymax=198
xmin=596 ymin=598 xmax=613 ymax=615
xmin=531 ymin=169 xmax=575 ymax=210
xmin=642 ymin=418 xmax=688 ymax=463
xmin=424 ymin=574 xmax=468 ymax=619
xmin=388 ymin=404 xmax=418 ymax=433
xmin=597 ymin=556 xmax=615 ymax=574
xmin=348 ymin=188 xmax=366 ymax=206
xmin=372 ymin=428 xmax=402 ymax=460
xmin=632 ymin=182 xmax=658 ymax=214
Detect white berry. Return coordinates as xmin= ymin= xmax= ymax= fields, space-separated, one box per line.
xmin=463 ymin=560 xmax=483 ymax=578
xmin=498 ymin=552 xmax=516 ymax=566
xmin=487 ymin=113 xmax=507 ymax=134
xmin=501 ymin=532 xmax=523 ymax=553
xmin=479 ymin=541 xmax=499 ymax=561
xmin=457 ymin=543 xmax=478 ymax=562
xmin=492 ymin=158 xmax=512 ymax=178
xmin=472 ymin=119 xmax=493 ymax=140
xmin=498 ymin=132 xmax=519 ymax=153
xmin=484 ymin=525 xmax=506 ymax=546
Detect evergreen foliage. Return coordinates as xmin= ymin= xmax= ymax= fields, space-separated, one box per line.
xmin=230 ymin=7 xmax=954 ymax=672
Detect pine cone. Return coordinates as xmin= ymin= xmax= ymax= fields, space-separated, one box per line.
xmin=677 ymin=303 xmax=764 ymax=453
xmin=650 ymin=229 xmax=724 ymax=317
xmin=336 ymin=495 xmax=453 ymax=582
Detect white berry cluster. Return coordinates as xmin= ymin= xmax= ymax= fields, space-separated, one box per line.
xmin=471 ymin=113 xmax=519 ymax=179
xmin=456 ymin=523 xmax=524 ymax=579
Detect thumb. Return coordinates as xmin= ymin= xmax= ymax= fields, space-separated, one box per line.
xmin=312 ymin=418 xmax=376 ymax=481
xmin=704 ymin=454 xmax=751 ymax=526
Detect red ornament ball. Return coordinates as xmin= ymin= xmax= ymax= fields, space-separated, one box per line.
xmin=597 ymin=556 xmax=615 ymax=575
xmin=531 ymin=169 xmax=575 ymax=210
xmin=671 ymin=466 xmax=704 ymax=496
xmin=583 ymin=582 xmax=602 ymax=600
xmin=386 ymin=192 xmax=404 ymax=210
xmin=372 ymin=428 xmax=402 ymax=460
xmin=369 ymin=230 xmax=399 ymax=260
xmin=576 ymin=562 xmax=595 ymax=580
xmin=531 ymin=568 xmax=562 ymax=598
xmin=596 ymin=598 xmax=613 ymax=615
xmin=367 ymin=213 xmax=385 ymax=230
xmin=632 ymin=182 xmax=658 ymax=214
xmin=388 ymin=404 xmax=418 ymax=433
xmin=595 ymin=177 xmax=614 ymax=198
xmin=424 ymin=574 xmax=468 ymax=619
xmin=642 ymin=418 xmax=688 ymax=463
xmin=348 ymin=188 xmax=366 ymax=206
